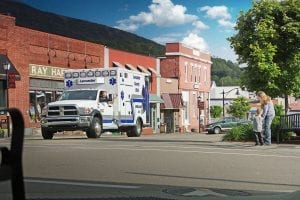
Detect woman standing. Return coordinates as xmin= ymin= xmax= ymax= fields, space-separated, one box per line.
xmin=256 ymin=91 xmax=275 ymax=145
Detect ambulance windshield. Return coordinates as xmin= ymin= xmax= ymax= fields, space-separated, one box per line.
xmin=59 ymin=90 xmax=98 ymax=100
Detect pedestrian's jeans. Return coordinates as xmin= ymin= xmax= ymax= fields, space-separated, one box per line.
xmin=263 ymin=115 xmax=274 ymax=145
xmin=254 ymin=131 xmax=263 ymax=145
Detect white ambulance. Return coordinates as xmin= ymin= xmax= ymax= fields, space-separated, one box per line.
xmin=40 ymin=67 xmax=150 ymax=139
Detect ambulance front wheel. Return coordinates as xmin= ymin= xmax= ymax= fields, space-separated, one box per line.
xmin=86 ymin=117 xmax=102 ymax=138
xmin=127 ymin=118 xmax=142 ymax=137
xmin=41 ymin=127 xmax=55 ymax=139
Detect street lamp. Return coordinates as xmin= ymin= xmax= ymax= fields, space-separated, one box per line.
xmin=3 ymin=62 xmax=11 ymax=137
xmin=222 ymin=88 xmax=240 ymax=118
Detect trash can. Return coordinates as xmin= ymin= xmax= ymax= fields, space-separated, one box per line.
xmin=160 ymin=123 xmax=166 ymax=133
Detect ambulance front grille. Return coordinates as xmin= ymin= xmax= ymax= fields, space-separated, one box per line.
xmin=48 ymin=106 xmax=78 ymax=116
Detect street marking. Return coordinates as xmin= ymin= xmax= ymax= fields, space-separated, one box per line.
xmin=72 ymin=146 xmax=300 ymax=159
xmin=25 ymin=179 xmax=140 ymax=189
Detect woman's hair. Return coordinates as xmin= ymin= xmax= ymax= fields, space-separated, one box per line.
xmin=256 ymin=91 xmax=271 ymax=105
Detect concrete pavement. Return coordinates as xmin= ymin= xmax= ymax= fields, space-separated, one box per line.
xmin=1 ymin=132 xmax=300 ymax=199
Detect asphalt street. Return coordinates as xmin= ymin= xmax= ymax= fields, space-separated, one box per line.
xmin=1 ymin=133 xmax=300 ymax=199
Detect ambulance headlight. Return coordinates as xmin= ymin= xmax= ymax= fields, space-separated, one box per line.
xmin=79 ymin=107 xmax=93 ymax=114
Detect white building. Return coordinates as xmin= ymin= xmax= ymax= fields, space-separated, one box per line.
xmin=209 ymin=82 xmax=256 ymax=118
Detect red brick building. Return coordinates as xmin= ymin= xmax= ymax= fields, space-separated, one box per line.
xmin=160 ymin=43 xmax=212 ymax=132
xmin=0 ymin=14 xmax=162 ymax=134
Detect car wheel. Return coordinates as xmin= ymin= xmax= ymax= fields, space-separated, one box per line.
xmin=213 ymin=127 xmax=221 ymax=134
xmin=86 ymin=117 xmax=102 ymax=138
xmin=41 ymin=127 xmax=55 ymax=139
xmin=127 ymin=118 xmax=142 ymax=137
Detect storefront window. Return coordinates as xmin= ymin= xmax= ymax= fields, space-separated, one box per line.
xmin=29 ymin=78 xmax=64 ymax=123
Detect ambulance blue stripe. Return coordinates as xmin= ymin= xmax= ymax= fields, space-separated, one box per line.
xmin=120 ymin=119 xmax=134 ymax=123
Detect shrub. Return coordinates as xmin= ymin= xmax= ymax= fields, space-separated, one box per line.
xmin=210 ymin=105 xmax=222 ymax=118
xmin=223 ymin=124 xmax=253 ymax=141
xmin=0 ymin=128 xmax=4 ymax=138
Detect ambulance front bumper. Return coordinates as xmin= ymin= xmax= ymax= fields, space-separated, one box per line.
xmin=40 ymin=116 xmax=92 ymax=130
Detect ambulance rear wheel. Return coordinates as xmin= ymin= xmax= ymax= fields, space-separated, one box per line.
xmin=127 ymin=118 xmax=142 ymax=137
xmin=41 ymin=128 xmax=55 ymax=140
xmin=86 ymin=117 xmax=102 ymax=138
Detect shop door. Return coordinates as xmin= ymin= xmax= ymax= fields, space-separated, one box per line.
xmin=164 ymin=110 xmax=174 ymax=133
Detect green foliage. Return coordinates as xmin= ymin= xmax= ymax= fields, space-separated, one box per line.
xmin=0 ymin=128 xmax=4 ymax=138
xmin=274 ymin=104 xmax=284 ymax=116
xmin=211 ymin=57 xmax=243 ymax=86
xmin=223 ymin=124 xmax=253 ymax=141
xmin=210 ymin=105 xmax=223 ymax=118
xmin=228 ymin=97 xmax=251 ymax=119
xmin=224 ymin=115 xmax=293 ymax=142
xmin=229 ymin=0 xmax=300 ymax=98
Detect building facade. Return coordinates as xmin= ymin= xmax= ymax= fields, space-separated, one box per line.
xmin=0 ymin=14 xmax=162 ymax=134
xmin=160 ymin=43 xmax=212 ymax=132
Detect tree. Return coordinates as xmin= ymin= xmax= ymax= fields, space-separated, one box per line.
xmin=228 ymin=97 xmax=251 ymax=119
xmin=228 ymin=0 xmax=300 ymax=113
xmin=210 ymin=105 xmax=223 ymax=118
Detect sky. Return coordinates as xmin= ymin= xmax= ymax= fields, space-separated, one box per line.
xmin=19 ymin=0 xmax=253 ymax=62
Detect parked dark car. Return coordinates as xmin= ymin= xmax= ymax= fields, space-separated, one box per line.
xmin=206 ymin=117 xmax=251 ymax=134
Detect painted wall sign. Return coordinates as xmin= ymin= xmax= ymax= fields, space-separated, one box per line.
xmin=29 ymin=64 xmax=65 ymax=80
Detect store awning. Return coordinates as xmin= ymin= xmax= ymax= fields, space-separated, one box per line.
xmin=137 ymin=65 xmax=151 ymax=75
xmin=147 ymin=67 xmax=161 ymax=77
xmin=161 ymin=93 xmax=183 ymax=109
xmin=149 ymin=94 xmax=164 ymax=103
xmin=112 ymin=61 xmax=125 ymax=68
xmin=0 ymin=54 xmax=20 ymax=80
xmin=125 ymin=64 xmax=138 ymax=71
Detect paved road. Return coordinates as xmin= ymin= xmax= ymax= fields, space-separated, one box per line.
xmin=1 ymin=133 xmax=300 ymax=199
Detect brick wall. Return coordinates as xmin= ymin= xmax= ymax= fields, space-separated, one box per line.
xmin=0 ymin=14 xmax=105 ymax=128
xmin=109 ymin=48 xmax=158 ymax=94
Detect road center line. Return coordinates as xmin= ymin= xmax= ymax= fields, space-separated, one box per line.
xmin=25 ymin=179 xmax=140 ymax=189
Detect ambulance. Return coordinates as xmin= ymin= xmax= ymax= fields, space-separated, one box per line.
xmin=40 ymin=67 xmax=150 ymax=139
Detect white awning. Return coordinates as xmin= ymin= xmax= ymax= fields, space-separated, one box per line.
xmin=137 ymin=65 xmax=151 ymax=75
xmin=125 ymin=64 xmax=138 ymax=71
xmin=112 ymin=61 xmax=125 ymax=68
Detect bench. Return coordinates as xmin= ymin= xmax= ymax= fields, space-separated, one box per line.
xmin=0 ymin=108 xmax=25 ymax=200
xmin=278 ymin=114 xmax=300 ymax=143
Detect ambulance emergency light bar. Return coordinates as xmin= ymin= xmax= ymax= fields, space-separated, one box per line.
xmin=64 ymin=69 xmax=117 ymax=79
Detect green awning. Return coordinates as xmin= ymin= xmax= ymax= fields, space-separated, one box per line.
xmin=149 ymin=94 xmax=164 ymax=103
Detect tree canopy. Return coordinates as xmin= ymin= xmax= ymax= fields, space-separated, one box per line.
xmin=228 ymin=97 xmax=251 ymax=119
xmin=228 ymin=0 xmax=300 ymax=99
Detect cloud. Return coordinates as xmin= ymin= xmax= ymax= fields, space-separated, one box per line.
xmin=181 ymin=33 xmax=209 ymax=51
xmin=115 ymin=0 xmax=199 ymax=31
xmin=218 ymin=19 xmax=235 ymax=28
xmin=199 ymin=5 xmax=235 ymax=28
xmin=152 ymin=33 xmax=184 ymax=44
xmin=212 ymin=45 xmax=238 ymax=62
xmin=192 ymin=20 xmax=209 ymax=30
xmin=200 ymin=5 xmax=231 ymax=19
